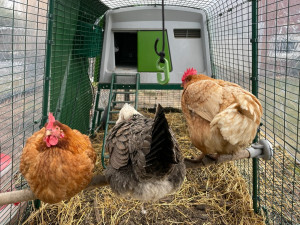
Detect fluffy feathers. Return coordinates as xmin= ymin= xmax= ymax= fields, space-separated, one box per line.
xmin=116 ymin=103 xmax=142 ymax=124
xmin=105 ymin=104 xmax=186 ymax=201
xmin=181 ymin=68 xmax=262 ymax=156
xmin=20 ymin=113 xmax=96 ymax=204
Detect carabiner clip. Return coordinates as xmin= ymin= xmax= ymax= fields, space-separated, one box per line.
xmin=156 ymin=58 xmax=170 ymax=85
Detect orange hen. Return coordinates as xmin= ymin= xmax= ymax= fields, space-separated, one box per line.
xmin=20 ymin=113 xmax=96 ymax=204
xmin=181 ymin=68 xmax=262 ymax=160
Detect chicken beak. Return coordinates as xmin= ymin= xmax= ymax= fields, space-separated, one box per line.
xmin=45 ymin=130 xmax=51 ymax=136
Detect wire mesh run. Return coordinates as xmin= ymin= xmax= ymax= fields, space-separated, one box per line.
xmin=0 ymin=0 xmax=299 ymax=224
xmin=48 ymin=0 xmax=107 ymax=134
xmin=206 ymin=0 xmax=300 ymax=224
xmin=0 ymin=0 xmax=108 ymax=223
xmin=257 ymin=1 xmax=299 ymax=224
xmin=0 ymin=0 xmax=48 ymax=223
xmin=138 ymin=90 xmax=182 ymax=109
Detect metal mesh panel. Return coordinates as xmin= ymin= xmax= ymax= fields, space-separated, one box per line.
xmin=48 ymin=0 xmax=108 ymax=134
xmin=0 ymin=0 xmax=108 ymax=223
xmin=0 ymin=0 xmax=48 ymax=223
xmin=208 ymin=1 xmax=252 ymax=86
xmin=138 ymin=90 xmax=182 ymax=109
xmin=206 ymin=0 xmax=300 ymax=224
xmin=256 ymin=1 xmax=300 ymax=224
xmin=101 ymin=0 xmax=215 ymax=10
xmin=0 ymin=0 xmax=299 ymax=224
xmin=101 ymin=0 xmax=300 ymax=224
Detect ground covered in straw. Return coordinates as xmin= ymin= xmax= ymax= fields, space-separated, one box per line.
xmin=23 ymin=111 xmax=264 ymax=225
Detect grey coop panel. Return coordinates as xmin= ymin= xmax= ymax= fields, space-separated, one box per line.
xmin=99 ymin=6 xmax=211 ymax=84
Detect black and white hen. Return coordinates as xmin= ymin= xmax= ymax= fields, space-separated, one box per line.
xmin=105 ymin=103 xmax=186 ymax=202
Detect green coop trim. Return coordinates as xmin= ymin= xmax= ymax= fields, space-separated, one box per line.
xmin=98 ymin=83 xmax=182 ymax=90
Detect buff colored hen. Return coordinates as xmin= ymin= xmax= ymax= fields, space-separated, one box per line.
xmin=20 ymin=113 xmax=96 ymax=204
xmin=181 ymin=68 xmax=262 ymax=161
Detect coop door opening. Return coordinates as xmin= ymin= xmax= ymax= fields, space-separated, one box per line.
xmin=114 ymin=32 xmax=137 ymax=69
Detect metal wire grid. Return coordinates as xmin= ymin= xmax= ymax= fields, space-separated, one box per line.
xmin=95 ymin=89 xmax=182 ymax=129
xmin=256 ymin=0 xmax=300 ymax=224
xmin=101 ymin=0 xmax=215 ymax=10
xmin=48 ymin=0 xmax=107 ymax=134
xmin=0 ymin=0 xmax=48 ymax=223
xmin=0 ymin=0 xmax=299 ymax=224
xmin=195 ymin=0 xmax=255 ymax=197
xmin=50 ymin=0 xmax=300 ymax=224
xmin=206 ymin=0 xmax=300 ymax=224
xmin=138 ymin=90 xmax=182 ymax=109
xmin=0 ymin=0 xmax=107 ymax=223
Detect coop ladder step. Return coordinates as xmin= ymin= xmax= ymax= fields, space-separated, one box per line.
xmin=114 ymin=74 xmax=137 ymax=77
xmin=101 ymin=73 xmax=140 ymax=169
xmin=109 ymin=111 xmax=120 ymax=114
xmin=112 ymin=100 xmax=135 ymax=104
xmin=113 ymin=91 xmax=135 ymax=94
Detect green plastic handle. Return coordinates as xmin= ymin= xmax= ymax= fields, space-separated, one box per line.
xmin=156 ymin=58 xmax=170 ymax=85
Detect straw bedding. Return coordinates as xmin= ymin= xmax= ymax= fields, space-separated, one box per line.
xmin=22 ymin=111 xmax=264 ymax=225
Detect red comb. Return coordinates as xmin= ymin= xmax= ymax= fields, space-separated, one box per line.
xmin=182 ymin=68 xmax=197 ymax=82
xmin=46 ymin=113 xmax=55 ymax=129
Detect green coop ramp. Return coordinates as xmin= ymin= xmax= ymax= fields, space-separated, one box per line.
xmin=101 ymin=73 xmax=140 ymax=168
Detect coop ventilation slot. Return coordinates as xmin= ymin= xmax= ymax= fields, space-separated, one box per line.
xmin=174 ymin=29 xmax=201 ymax=38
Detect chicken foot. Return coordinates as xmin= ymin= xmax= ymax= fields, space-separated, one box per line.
xmin=184 ymin=149 xmax=250 ymax=169
xmin=184 ymin=153 xmax=219 ymax=164
xmin=184 ymin=139 xmax=273 ymax=169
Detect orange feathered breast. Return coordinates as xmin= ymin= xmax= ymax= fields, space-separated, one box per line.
xmin=20 ymin=123 xmax=96 ymax=204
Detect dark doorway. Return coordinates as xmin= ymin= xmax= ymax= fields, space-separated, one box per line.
xmin=114 ymin=32 xmax=137 ymax=68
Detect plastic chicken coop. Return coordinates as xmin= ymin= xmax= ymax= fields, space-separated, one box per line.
xmin=0 ymin=0 xmax=299 ymax=224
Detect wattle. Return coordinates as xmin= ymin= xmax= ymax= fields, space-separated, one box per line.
xmin=45 ymin=136 xmax=58 ymax=147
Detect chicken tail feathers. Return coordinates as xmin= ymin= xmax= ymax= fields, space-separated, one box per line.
xmin=144 ymin=104 xmax=179 ymax=177
xmin=210 ymin=94 xmax=262 ymax=147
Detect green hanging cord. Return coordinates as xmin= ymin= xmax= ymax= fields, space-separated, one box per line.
xmin=154 ymin=0 xmax=169 ymax=85
xmin=156 ymin=58 xmax=169 ymax=85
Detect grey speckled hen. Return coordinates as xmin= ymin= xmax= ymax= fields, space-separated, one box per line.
xmin=105 ymin=104 xmax=186 ymax=202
